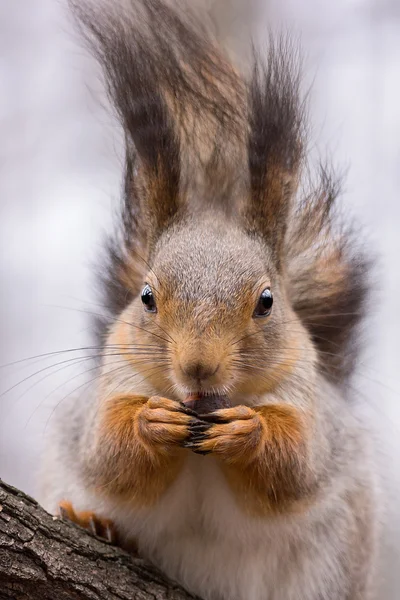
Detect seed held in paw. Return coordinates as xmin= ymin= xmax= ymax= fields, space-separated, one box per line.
xmin=183 ymin=393 xmax=231 ymax=415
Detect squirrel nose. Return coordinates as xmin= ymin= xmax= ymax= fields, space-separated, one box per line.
xmin=182 ymin=361 xmax=219 ymax=382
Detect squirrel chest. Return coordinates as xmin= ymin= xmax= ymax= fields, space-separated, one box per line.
xmin=107 ymin=455 xmax=343 ymax=600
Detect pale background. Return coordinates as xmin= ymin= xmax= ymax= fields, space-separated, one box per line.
xmin=0 ymin=0 xmax=399 ymax=597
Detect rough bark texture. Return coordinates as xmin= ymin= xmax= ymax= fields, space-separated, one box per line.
xmin=0 ymin=479 xmax=198 ymax=600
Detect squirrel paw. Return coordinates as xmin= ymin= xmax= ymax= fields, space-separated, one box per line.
xmin=58 ymin=500 xmax=118 ymax=544
xmin=183 ymin=405 xmax=262 ymax=462
xmin=137 ymin=396 xmax=198 ymax=448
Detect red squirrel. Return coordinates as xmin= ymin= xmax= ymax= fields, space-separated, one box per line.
xmin=40 ymin=1 xmax=380 ymax=598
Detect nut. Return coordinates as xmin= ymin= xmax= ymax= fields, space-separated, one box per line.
xmin=183 ymin=393 xmax=231 ymax=414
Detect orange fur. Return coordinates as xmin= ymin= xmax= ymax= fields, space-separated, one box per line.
xmin=58 ymin=500 xmax=118 ymax=543
xmin=190 ymin=404 xmax=314 ymax=515
xmin=95 ymin=394 xmax=190 ymax=506
xmin=109 ymin=319 xmax=173 ymax=392
xmin=238 ymin=340 xmax=302 ymax=397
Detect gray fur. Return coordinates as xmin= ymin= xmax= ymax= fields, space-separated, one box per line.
xmin=40 ymin=2 xmax=381 ymax=599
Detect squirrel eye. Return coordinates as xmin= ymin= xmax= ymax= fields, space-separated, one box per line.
xmin=253 ymin=288 xmax=273 ymax=318
xmin=141 ymin=284 xmax=157 ymax=313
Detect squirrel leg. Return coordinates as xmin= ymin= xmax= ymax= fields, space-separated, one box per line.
xmin=58 ymin=500 xmax=118 ymax=544
xmin=184 ymin=404 xmax=314 ymax=514
xmin=85 ymin=394 xmax=198 ymax=506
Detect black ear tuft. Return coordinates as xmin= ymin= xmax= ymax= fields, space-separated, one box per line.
xmin=69 ymin=0 xmax=183 ymax=244
xmin=69 ymin=0 xmax=246 ymax=245
xmin=244 ymin=38 xmax=306 ymax=266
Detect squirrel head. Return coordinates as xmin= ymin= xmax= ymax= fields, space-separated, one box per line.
xmin=119 ymin=213 xmax=309 ymax=400
xmin=72 ymin=0 xmax=368 ymax=394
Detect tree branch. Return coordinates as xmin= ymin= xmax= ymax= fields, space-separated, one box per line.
xmin=0 ymin=479 xmax=198 ymax=600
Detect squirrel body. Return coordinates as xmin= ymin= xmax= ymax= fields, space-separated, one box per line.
xmin=43 ymin=375 xmax=377 ymax=600
xmin=40 ymin=1 xmax=380 ymax=598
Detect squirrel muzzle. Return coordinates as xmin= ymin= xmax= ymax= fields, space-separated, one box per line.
xmin=172 ymin=331 xmax=233 ymax=395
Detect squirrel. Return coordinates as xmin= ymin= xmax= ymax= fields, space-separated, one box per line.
xmin=40 ymin=1 xmax=380 ymax=599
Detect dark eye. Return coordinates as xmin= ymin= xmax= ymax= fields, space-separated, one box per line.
xmin=141 ymin=284 xmax=157 ymax=313
xmin=253 ymin=288 xmax=273 ymax=318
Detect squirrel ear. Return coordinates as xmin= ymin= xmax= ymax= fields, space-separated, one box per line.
xmin=69 ymin=0 xmax=183 ymax=246
xmin=70 ymin=0 xmax=247 ymax=248
xmin=243 ymin=41 xmax=305 ymax=268
xmin=70 ymin=0 xmax=247 ymax=249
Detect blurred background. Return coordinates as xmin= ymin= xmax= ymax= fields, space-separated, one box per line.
xmin=0 ymin=0 xmax=399 ymax=596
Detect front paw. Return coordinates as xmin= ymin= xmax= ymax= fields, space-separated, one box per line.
xmin=183 ymin=405 xmax=263 ymax=464
xmin=137 ymin=396 xmax=198 ymax=450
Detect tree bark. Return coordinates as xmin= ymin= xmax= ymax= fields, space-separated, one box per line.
xmin=0 ymin=479 xmax=198 ymax=600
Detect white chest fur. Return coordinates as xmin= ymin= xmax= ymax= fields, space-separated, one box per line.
xmin=107 ymin=455 xmax=344 ymax=600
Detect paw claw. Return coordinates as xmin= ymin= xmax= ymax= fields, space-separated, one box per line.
xmin=189 ymin=420 xmax=212 ymax=433
xmin=183 ymin=437 xmax=211 ymax=455
xmin=198 ymin=412 xmax=228 ymax=424
xmin=178 ymin=403 xmax=199 ymax=417
xmin=192 ymin=447 xmax=211 ymax=455
xmin=189 ymin=433 xmax=207 ymax=443
xmin=182 ymin=440 xmax=195 ymax=449
xmin=58 ymin=500 xmax=76 ymax=522
xmin=88 ymin=515 xmax=97 ymax=536
xmin=105 ymin=523 xmax=115 ymax=544
xmin=59 ymin=505 xmax=71 ymax=521
xmin=57 ymin=501 xmax=117 ymax=545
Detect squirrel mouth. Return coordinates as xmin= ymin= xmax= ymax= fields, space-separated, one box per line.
xmin=182 ymin=392 xmax=231 ymax=414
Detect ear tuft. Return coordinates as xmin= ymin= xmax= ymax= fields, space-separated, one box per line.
xmin=244 ymin=38 xmax=306 ymax=266
xmin=69 ymin=0 xmax=246 ymax=246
